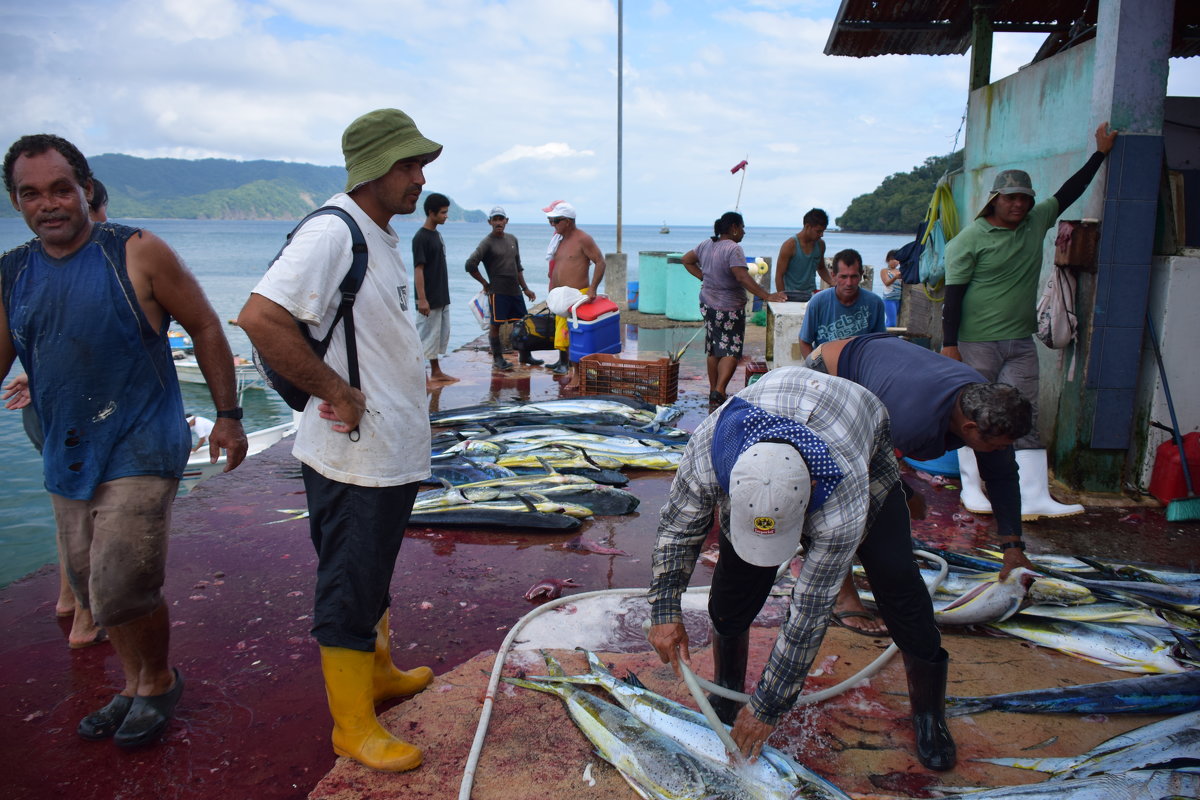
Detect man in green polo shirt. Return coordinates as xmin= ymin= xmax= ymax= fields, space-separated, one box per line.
xmin=942 ymin=122 xmax=1117 ymax=520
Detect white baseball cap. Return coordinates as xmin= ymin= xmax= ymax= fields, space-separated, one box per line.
xmin=729 ymin=442 xmax=812 ymax=567
xmin=545 ymin=201 xmax=576 ymax=220
xmin=489 ymin=206 xmax=508 ymax=219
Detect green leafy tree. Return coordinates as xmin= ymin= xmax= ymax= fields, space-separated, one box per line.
xmin=837 ymin=151 xmax=963 ymax=233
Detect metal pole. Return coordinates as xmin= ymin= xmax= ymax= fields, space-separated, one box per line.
xmin=616 ymin=0 xmax=623 ymax=253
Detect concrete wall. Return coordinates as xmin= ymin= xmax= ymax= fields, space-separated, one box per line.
xmin=1129 ymin=251 xmax=1200 ymax=491
xmin=957 ymin=41 xmax=1101 ymax=451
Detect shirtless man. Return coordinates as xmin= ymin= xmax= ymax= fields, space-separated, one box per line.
xmin=545 ymin=201 xmax=605 ymax=387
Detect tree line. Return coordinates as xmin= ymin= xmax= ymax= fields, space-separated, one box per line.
xmin=836 ymin=150 xmax=964 ymax=233
xmin=0 ymin=153 xmax=484 ymax=222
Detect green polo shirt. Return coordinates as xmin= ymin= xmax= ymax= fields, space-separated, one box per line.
xmin=944 ymin=197 xmax=1060 ymax=342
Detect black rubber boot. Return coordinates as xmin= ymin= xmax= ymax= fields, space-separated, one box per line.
xmin=518 ymin=351 xmax=544 ymax=366
xmin=489 ymin=337 xmax=512 ymax=371
xmin=903 ymin=648 xmax=957 ymax=771
xmin=550 ymin=351 xmax=569 ymax=375
xmin=707 ymin=626 xmax=749 ymax=725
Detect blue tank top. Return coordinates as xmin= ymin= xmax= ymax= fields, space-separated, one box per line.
xmin=784 ymin=235 xmax=823 ymax=295
xmin=2 ymin=224 xmax=189 ymax=499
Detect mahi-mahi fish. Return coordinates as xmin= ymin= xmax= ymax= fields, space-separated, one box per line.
xmin=945 ymin=670 xmax=1200 ymax=716
xmin=504 ymin=654 xmax=849 ymax=800
xmin=986 ymin=617 xmax=1191 ymax=674
xmin=933 ymin=769 xmax=1200 ymax=799
xmin=933 ymin=567 xmax=1038 ymax=625
xmin=524 ymin=650 xmax=850 ymax=800
xmin=979 ymin=726 xmax=1200 ymax=781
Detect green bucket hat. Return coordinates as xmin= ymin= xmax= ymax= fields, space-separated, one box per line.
xmin=342 ymin=109 xmax=442 ymax=192
xmin=977 ymin=169 xmax=1036 ymax=219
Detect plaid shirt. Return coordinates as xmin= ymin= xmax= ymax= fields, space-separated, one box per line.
xmin=648 ymin=366 xmax=899 ymax=724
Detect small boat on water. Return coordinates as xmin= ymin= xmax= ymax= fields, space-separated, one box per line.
xmin=182 ymin=419 xmax=296 ymax=489
xmin=659 ymin=221 xmax=670 ymax=234
xmin=175 ymin=357 xmax=264 ymax=391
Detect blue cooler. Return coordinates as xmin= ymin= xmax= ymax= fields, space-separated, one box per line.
xmin=568 ymin=297 xmax=622 ymax=361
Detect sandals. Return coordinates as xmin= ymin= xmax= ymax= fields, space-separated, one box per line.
xmin=77 ymin=694 xmax=134 ymax=740
xmin=113 ymin=668 xmax=185 ymax=749
xmin=830 ymin=610 xmax=889 ymax=638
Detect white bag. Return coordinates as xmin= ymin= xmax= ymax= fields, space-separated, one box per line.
xmin=547 ymin=286 xmax=587 ymax=317
xmin=1035 ymin=265 xmax=1077 ymax=350
xmin=469 ymin=290 xmax=490 ymax=330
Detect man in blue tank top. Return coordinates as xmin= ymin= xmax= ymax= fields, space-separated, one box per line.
xmin=2 ymin=134 xmax=248 ymax=748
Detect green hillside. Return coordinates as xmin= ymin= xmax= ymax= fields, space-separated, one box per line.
xmin=1 ymin=153 xmax=485 ymax=222
xmin=836 ymin=150 xmax=963 ymax=233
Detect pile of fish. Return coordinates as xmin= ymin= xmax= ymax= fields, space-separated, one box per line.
xmin=505 ymin=650 xmax=851 ymax=800
xmin=415 ymin=398 xmax=689 ymax=530
xmin=884 ymin=545 xmax=1200 ymax=674
xmin=507 ymin=651 xmax=1200 ymax=800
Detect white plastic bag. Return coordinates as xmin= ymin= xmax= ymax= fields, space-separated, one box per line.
xmin=547 ymin=286 xmax=587 ymax=317
xmin=469 ymin=290 xmax=489 ymax=330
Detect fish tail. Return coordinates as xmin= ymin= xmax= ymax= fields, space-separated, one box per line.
xmin=943 ymin=698 xmax=989 ymax=717
xmin=540 ymin=649 xmax=568 ymax=677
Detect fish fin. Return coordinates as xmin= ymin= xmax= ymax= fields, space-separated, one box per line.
xmin=1172 ymin=630 xmax=1200 ymax=663
xmin=516 ymin=493 xmax=539 ymax=512
xmin=438 ymin=477 xmax=454 ymax=490
xmin=535 ymin=456 xmax=559 ymax=476
xmin=622 ymin=670 xmax=648 ymax=690
xmin=540 ymin=649 xmax=568 ymax=678
xmin=481 ymin=422 xmax=498 ymax=434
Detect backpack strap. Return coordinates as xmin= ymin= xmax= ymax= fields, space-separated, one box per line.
xmin=275 ymin=206 xmax=368 ymax=390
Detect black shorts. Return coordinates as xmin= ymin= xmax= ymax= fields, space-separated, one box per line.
xmin=490 ymin=293 xmax=527 ymax=324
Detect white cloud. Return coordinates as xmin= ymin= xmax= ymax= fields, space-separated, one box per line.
xmin=475 ymin=143 xmax=596 ymax=173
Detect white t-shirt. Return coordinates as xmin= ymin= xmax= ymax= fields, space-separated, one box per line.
xmin=251 ymin=194 xmax=431 ymax=487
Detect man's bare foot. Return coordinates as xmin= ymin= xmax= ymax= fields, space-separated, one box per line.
xmin=831 ymin=581 xmax=889 ymax=636
xmin=429 ymin=372 xmax=459 ymax=384
xmin=56 ymin=571 xmax=75 ymax=617
xmin=68 ymin=607 xmax=108 ymax=649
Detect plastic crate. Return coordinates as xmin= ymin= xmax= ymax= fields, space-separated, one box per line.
xmin=579 ymin=354 xmax=679 ymax=405
xmin=744 ymin=360 xmax=768 ymax=386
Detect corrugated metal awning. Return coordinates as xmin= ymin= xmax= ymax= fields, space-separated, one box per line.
xmin=825 ymin=0 xmax=1199 ymax=59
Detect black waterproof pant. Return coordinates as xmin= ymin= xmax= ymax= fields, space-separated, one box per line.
xmin=302 ymin=465 xmax=419 ymax=652
xmin=708 ymin=482 xmax=942 ymax=662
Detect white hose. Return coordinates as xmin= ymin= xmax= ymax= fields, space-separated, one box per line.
xmin=457 ymin=549 xmax=950 ymax=799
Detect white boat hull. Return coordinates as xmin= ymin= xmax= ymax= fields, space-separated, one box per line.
xmin=175 ymin=358 xmax=264 ymax=390
xmin=182 ymin=420 xmax=296 ymax=488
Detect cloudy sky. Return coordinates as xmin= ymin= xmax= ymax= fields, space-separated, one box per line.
xmin=3 ymin=1 xmax=1197 ymax=226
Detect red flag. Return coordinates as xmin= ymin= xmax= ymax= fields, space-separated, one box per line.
xmin=730 ymin=160 xmax=748 ymax=174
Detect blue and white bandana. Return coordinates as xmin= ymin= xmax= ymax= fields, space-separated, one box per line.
xmin=711 ymin=397 xmax=844 ymax=514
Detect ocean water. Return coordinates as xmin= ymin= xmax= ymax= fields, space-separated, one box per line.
xmin=0 ymin=215 xmax=909 ymax=587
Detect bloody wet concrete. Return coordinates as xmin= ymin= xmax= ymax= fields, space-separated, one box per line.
xmin=1 ymin=329 xmax=1196 ymax=800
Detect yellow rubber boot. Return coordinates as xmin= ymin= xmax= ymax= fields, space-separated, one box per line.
xmin=373 ymin=611 xmax=433 ymax=703
xmin=320 ymin=646 xmax=422 ymax=772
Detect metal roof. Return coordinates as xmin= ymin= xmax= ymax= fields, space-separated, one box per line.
xmin=825 ymin=0 xmax=1199 ymax=59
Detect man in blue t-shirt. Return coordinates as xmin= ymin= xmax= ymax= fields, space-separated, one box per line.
xmin=798 ymin=249 xmax=885 ymax=357
xmin=805 ymin=333 xmax=1035 ymax=634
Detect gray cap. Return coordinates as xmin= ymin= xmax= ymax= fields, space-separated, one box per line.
xmin=489 ymin=206 xmax=507 ymax=219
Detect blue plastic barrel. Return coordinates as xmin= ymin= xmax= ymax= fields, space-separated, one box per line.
xmin=638 ymin=251 xmax=669 ymax=314
xmin=665 ymin=253 xmax=702 ymax=321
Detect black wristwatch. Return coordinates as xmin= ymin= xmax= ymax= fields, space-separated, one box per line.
xmin=999 ymin=540 xmax=1026 ymax=551
xmin=216 ymin=407 xmax=244 ymax=421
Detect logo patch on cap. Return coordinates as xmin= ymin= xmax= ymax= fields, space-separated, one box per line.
xmin=753 ymin=516 xmax=777 ymax=535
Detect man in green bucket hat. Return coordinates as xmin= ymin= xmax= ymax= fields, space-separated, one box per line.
xmin=240 ymin=108 xmax=441 ymax=773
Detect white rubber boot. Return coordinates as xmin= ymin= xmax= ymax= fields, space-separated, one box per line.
xmin=1016 ymin=449 xmax=1084 ymax=520
xmin=956 ymin=447 xmax=992 ymax=515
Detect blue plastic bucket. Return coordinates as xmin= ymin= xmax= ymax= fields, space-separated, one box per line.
xmin=627 ymin=280 xmax=639 ymax=310
xmin=903 ymin=451 xmax=960 ymax=477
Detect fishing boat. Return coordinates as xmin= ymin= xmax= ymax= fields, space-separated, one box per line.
xmin=182 ymin=419 xmax=296 ymax=490
xmin=175 ymin=356 xmax=265 ymax=391
xmin=658 ymin=221 xmax=670 ymax=234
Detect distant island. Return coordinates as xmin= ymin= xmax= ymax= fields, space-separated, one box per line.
xmin=0 ymin=153 xmax=486 ymax=222
xmin=836 ymin=150 xmax=964 ymax=234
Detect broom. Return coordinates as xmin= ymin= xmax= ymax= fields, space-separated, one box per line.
xmin=1147 ymin=316 xmax=1200 ymax=522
